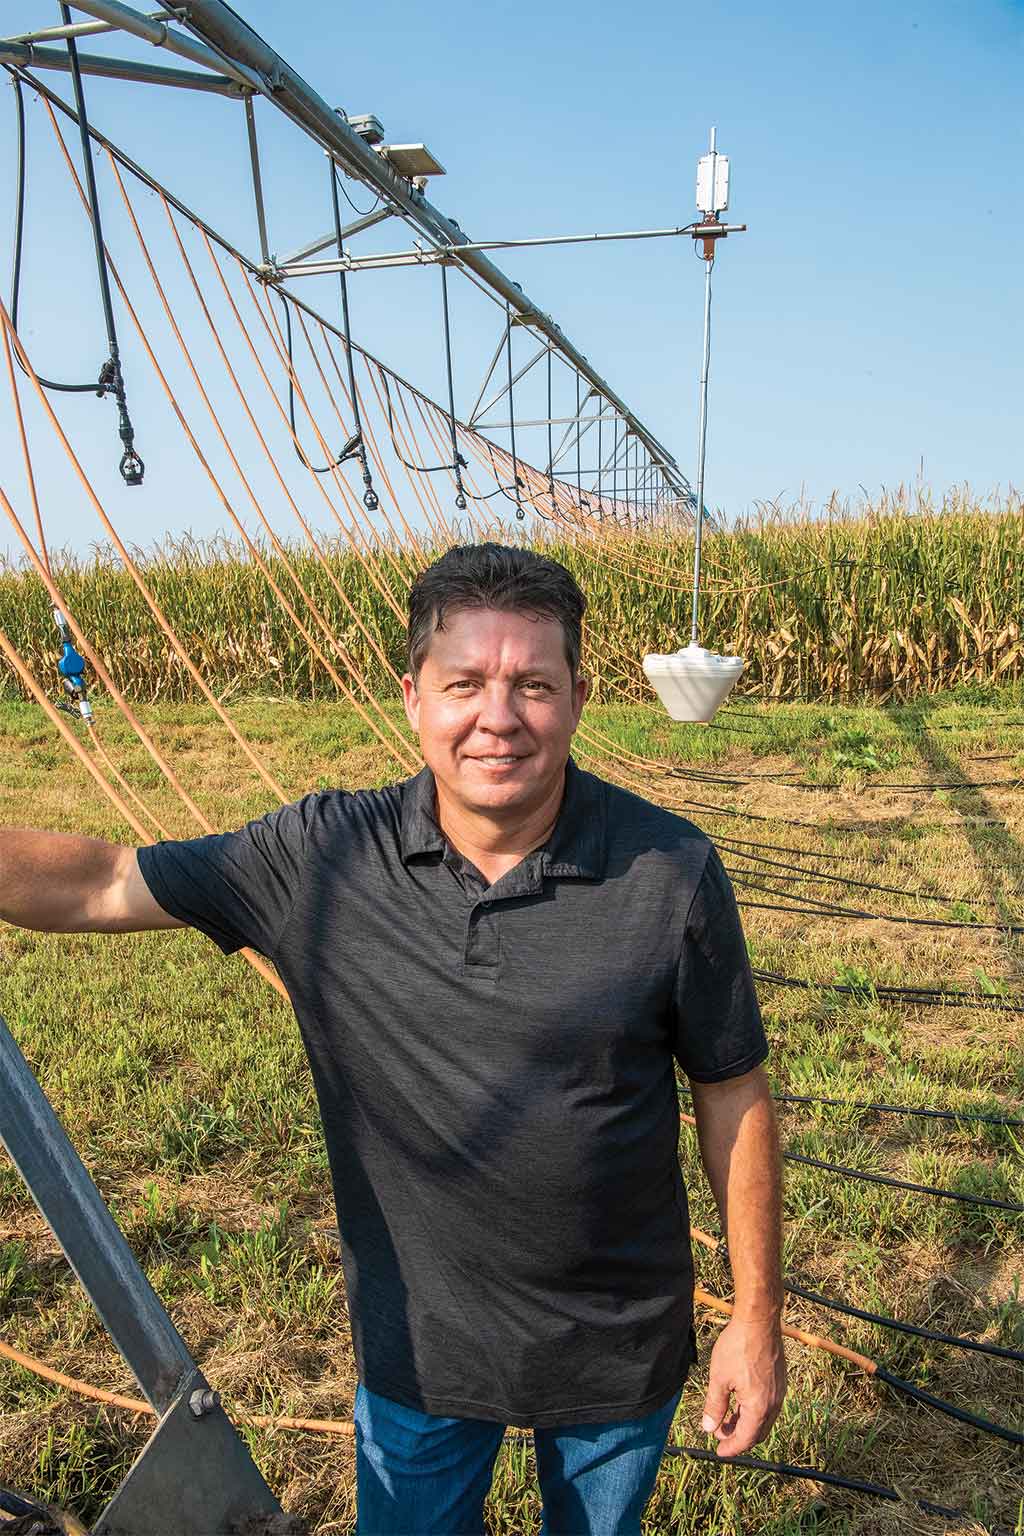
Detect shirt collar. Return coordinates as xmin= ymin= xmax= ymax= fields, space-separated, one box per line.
xmin=399 ymin=756 xmax=607 ymax=881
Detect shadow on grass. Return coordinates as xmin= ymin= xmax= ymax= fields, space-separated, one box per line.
xmin=887 ymin=698 xmax=1024 ymax=946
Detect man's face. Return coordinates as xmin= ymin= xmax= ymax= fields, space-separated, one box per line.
xmin=401 ymin=606 xmax=589 ymax=821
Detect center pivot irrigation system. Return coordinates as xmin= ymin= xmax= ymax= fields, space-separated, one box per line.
xmin=3 ymin=6 xmax=1021 ymax=1536
xmin=0 ymin=5 xmax=756 ymax=1530
xmin=0 ymin=0 xmax=736 ymax=523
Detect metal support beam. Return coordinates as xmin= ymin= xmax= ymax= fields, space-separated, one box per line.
xmin=68 ymin=0 xmax=262 ymax=89
xmin=274 ymin=222 xmax=742 ymax=276
xmin=243 ymin=91 xmax=270 ymax=266
xmin=0 ymin=39 xmax=242 ymax=93
xmin=278 ymin=203 xmax=392 ymax=266
xmin=160 ymin=0 xmax=693 ymax=507
xmin=0 ymin=1012 xmax=192 ymax=1408
xmin=587 ymin=419 xmax=630 ymax=495
xmin=469 ymin=411 xmax=620 ymax=431
xmin=471 ymin=341 xmax=549 ymax=428
xmin=0 ymin=1010 xmax=281 ymax=1532
xmin=3 ymin=10 xmax=173 ymax=44
xmin=467 ymin=322 xmax=512 ymax=428
xmin=549 ymin=386 xmax=600 ymax=470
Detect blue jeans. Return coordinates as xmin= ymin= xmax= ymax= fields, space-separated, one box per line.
xmin=354 ymin=1382 xmax=683 ymax=1535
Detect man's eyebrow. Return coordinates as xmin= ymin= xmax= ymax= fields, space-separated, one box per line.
xmin=435 ymin=661 xmax=563 ymax=677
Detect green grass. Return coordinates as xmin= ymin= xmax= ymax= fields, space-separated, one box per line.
xmin=0 ymin=692 xmax=1022 ymax=1534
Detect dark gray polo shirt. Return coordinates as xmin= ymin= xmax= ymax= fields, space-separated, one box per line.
xmin=137 ymin=758 xmax=766 ymax=1427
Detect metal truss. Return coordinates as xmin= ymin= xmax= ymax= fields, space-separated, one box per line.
xmin=1 ymin=0 xmax=696 ymax=515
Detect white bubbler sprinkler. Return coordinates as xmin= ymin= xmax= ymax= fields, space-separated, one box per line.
xmin=643 ymin=129 xmax=748 ymax=722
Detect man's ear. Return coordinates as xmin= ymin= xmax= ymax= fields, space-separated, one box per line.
xmin=401 ymin=672 xmax=421 ymax=733
xmin=571 ymin=671 xmax=591 ymax=727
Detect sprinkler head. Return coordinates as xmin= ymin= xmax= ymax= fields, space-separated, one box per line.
xmin=119 ymin=449 xmax=144 ymax=487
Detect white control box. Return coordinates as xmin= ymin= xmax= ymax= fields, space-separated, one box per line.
xmin=696 ymin=152 xmax=730 ymax=216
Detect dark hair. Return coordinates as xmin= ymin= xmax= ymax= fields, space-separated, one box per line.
xmin=407 ymin=543 xmax=585 ymax=679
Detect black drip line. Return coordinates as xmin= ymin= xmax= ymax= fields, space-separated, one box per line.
xmin=546 ymin=344 xmax=556 ymax=509
xmin=783 ymin=1279 xmax=1024 ymax=1364
xmin=278 ymin=294 xmax=360 ymax=474
xmin=658 ymin=1447 xmax=1015 ymax=1532
xmin=374 ymin=267 xmax=471 ymax=510
xmin=492 ymin=1439 xmax=1017 ymax=1530
xmin=440 ymin=264 xmax=468 ymax=510
xmin=730 ymin=870 xmax=1024 ymax=933
xmin=596 ymin=392 xmax=603 ymax=513
xmin=656 ymin=760 xmax=1023 ymax=794
xmin=873 ymin=1363 xmax=1024 ymax=1445
xmin=675 ymin=795 xmax=818 ymax=830
xmin=504 ymin=301 xmax=525 ymax=520
xmin=678 ymin=1092 xmax=1023 ymax=1211
xmin=781 ymin=1149 xmax=1023 ymax=1214
xmin=9 ymin=56 xmax=142 ymax=485
xmin=713 ymin=833 xmax=862 ymax=863
xmin=752 ymin=965 xmax=1024 ymax=1012
xmin=328 ymin=164 xmax=377 ymax=511
xmin=725 ymin=848 xmax=1014 ymax=912
xmin=686 ymin=1218 xmax=1024 ymax=1363
xmin=772 ymin=1090 xmax=1023 ymax=1128
xmin=575 ymin=370 xmax=584 ymax=510
xmin=447 ymin=309 xmax=524 ymax=510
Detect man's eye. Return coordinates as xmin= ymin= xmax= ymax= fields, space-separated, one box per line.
xmin=448 ymin=680 xmax=476 ymax=691
xmin=522 ymin=680 xmax=551 ymax=692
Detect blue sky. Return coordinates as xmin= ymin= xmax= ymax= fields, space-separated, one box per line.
xmin=0 ymin=0 xmax=1021 ymax=561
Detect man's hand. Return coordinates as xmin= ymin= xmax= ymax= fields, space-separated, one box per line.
xmin=701 ymin=1315 xmax=786 ymax=1457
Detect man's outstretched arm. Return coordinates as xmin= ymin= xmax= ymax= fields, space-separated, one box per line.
xmin=689 ymin=1063 xmax=787 ymax=1457
xmin=0 ymin=828 xmax=182 ymax=933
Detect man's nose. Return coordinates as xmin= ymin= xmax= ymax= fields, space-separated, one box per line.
xmin=476 ymin=684 xmax=521 ymax=734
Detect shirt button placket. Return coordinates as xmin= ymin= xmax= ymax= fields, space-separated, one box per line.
xmin=465 ymin=899 xmax=500 ymax=969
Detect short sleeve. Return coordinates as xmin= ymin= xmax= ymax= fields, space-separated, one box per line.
xmin=673 ymin=845 xmax=768 ymax=1083
xmin=136 ymin=793 xmax=321 ymax=960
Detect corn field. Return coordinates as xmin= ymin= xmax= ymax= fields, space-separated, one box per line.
xmin=2 ymin=492 xmax=1023 ymax=705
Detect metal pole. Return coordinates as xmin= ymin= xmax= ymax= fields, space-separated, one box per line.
xmin=0 ymin=1013 xmax=194 ymax=1409
xmin=243 ymin=92 xmax=270 ymax=267
xmin=0 ymin=40 xmax=241 ymax=92
xmin=277 ymin=204 xmax=392 ymax=266
xmin=67 ymin=0 xmax=263 ymax=88
xmin=276 ymin=228 xmax=752 ymax=274
xmin=690 ymin=248 xmax=714 ymax=644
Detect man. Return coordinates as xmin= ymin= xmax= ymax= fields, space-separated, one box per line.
xmin=0 ymin=544 xmax=785 ymax=1535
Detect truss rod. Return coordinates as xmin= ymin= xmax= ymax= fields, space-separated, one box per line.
xmin=69 ymin=0 xmax=261 ymax=88
xmin=467 ymin=322 xmax=513 ymax=428
xmin=159 ymin=0 xmax=693 ymax=510
xmin=3 ymin=10 xmax=172 ymax=44
xmin=275 ymin=223 xmax=745 ymax=276
xmin=549 ymin=386 xmax=599 ymax=470
xmin=471 ymin=412 xmax=621 ymax=431
xmin=0 ymin=39 xmax=241 ymax=92
xmin=243 ymin=93 xmax=270 ymax=266
xmin=278 ymin=204 xmax=392 ymax=266
xmin=472 ymin=341 xmax=549 ymax=428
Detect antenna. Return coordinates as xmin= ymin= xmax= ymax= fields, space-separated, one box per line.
xmin=688 ymin=126 xmax=746 ymax=645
